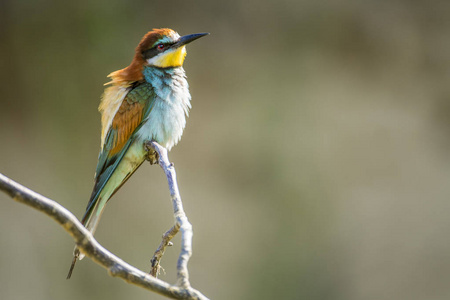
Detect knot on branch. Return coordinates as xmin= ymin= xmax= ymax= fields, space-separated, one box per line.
xmin=108 ymin=264 xmax=125 ymax=277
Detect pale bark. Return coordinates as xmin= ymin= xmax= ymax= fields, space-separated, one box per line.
xmin=0 ymin=141 xmax=207 ymax=300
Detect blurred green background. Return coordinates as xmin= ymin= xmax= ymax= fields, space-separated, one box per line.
xmin=1 ymin=0 xmax=450 ymax=299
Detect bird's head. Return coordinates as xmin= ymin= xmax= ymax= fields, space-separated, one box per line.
xmin=138 ymin=28 xmax=208 ymax=68
xmin=107 ymin=28 xmax=208 ymax=85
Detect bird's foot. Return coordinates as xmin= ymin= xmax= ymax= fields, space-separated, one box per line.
xmin=146 ymin=149 xmax=160 ymax=165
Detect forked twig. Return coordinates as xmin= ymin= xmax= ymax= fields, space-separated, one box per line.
xmin=146 ymin=141 xmax=194 ymax=288
xmin=150 ymin=224 xmax=179 ymax=277
xmin=0 ymin=148 xmax=207 ymax=300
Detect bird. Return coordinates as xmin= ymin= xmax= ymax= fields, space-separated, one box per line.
xmin=66 ymin=28 xmax=208 ymax=279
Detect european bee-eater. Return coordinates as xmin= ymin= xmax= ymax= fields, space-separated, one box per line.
xmin=67 ymin=28 xmax=208 ymax=279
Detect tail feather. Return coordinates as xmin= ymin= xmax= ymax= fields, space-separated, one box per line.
xmin=66 ymin=195 xmax=108 ymax=279
xmin=66 ymin=249 xmax=80 ymax=279
xmin=66 ymin=142 xmax=146 ymax=279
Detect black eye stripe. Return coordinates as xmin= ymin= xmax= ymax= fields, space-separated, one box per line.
xmin=142 ymin=47 xmax=159 ymax=60
xmin=142 ymin=42 xmax=176 ymax=60
xmin=160 ymin=42 xmax=175 ymax=49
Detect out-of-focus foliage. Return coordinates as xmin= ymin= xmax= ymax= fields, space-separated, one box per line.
xmin=1 ymin=0 xmax=450 ymax=299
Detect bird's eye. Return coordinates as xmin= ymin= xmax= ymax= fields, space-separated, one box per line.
xmin=157 ymin=43 xmax=165 ymax=50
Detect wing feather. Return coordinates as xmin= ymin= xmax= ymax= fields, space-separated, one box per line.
xmin=82 ymin=82 xmax=155 ymax=224
xmin=109 ymin=97 xmax=146 ymax=156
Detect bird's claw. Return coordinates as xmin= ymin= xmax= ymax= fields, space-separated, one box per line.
xmin=146 ymin=149 xmax=159 ymax=165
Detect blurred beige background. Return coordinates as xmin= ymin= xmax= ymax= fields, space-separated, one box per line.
xmin=1 ymin=0 xmax=450 ymax=299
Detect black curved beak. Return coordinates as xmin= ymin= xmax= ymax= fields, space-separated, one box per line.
xmin=174 ymin=33 xmax=209 ymax=48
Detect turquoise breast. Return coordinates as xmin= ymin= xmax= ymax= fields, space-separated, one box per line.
xmin=136 ymin=66 xmax=191 ymax=150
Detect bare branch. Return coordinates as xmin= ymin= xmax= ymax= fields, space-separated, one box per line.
xmin=150 ymin=224 xmax=179 ymax=277
xmin=146 ymin=141 xmax=194 ymax=288
xmin=0 ymin=171 xmax=208 ymax=300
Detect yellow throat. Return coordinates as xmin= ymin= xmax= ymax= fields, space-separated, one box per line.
xmin=153 ymin=46 xmax=187 ymax=68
